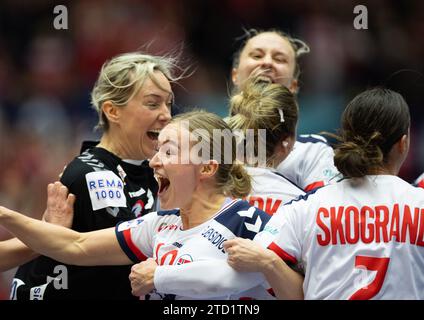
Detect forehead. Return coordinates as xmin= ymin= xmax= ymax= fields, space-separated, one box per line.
xmin=158 ymin=123 xmax=186 ymax=145
xmin=243 ymin=32 xmax=295 ymax=57
xmin=140 ymin=70 xmax=172 ymax=96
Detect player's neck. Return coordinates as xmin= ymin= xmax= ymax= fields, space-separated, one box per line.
xmin=179 ymin=191 xmax=227 ymax=230
xmin=97 ymin=132 xmax=146 ymax=161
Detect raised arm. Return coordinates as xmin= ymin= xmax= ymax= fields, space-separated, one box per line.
xmin=224 ymin=238 xmax=304 ymax=300
xmin=0 ymin=184 xmax=132 ymax=266
xmin=0 ymin=182 xmax=77 ymax=272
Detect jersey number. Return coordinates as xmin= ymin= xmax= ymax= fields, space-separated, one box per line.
xmin=349 ymin=255 xmax=390 ymax=300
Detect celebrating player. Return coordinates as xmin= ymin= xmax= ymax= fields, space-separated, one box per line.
xmin=10 ymin=52 xmax=181 ymax=300
xmin=227 ymin=79 xmax=305 ymax=214
xmin=230 ymin=29 xmax=339 ymax=191
xmin=225 ymin=87 xmax=424 ymax=299
xmin=0 ymin=111 xmax=274 ymax=300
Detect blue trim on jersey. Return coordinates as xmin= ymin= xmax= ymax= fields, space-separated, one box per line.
xmin=270 ymin=170 xmax=304 ymax=193
xmin=284 ymin=185 xmax=322 ymax=206
xmin=297 ymin=134 xmax=329 ymax=145
xmin=115 ymin=223 xmax=139 ymax=263
xmin=157 ymin=209 xmax=180 ymax=217
xmin=214 ymin=200 xmax=271 ymax=239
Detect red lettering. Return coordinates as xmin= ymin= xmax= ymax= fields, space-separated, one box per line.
xmin=249 ymin=196 xmax=264 ymax=211
xmin=375 ymin=206 xmax=389 ymax=242
xmin=389 ymin=204 xmax=400 ymax=242
xmin=330 ymin=206 xmax=346 ymax=244
xmin=265 ymin=198 xmax=282 ymax=215
xmin=416 ymin=209 xmax=424 ymax=247
xmin=401 ymin=205 xmax=419 ymax=244
xmin=360 ymin=206 xmax=374 ymax=244
xmin=316 ymin=207 xmax=331 ymax=245
xmin=345 ymin=206 xmax=360 ymax=244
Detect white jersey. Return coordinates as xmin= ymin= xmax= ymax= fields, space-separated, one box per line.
xmin=276 ymin=134 xmax=340 ymax=192
xmin=115 ymin=199 xmax=273 ymax=300
xmin=414 ymin=173 xmax=424 ymax=188
xmin=246 ymin=166 xmax=305 ymax=215
xmin=256 ymin=175 xmax=424 ymax=300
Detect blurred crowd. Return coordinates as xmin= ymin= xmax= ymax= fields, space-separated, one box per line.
xmin=0 ymin=0 xmax=423 ymax=298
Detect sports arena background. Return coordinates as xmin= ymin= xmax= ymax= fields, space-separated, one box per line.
xmin=0 ymin=0 xmax=423 ymax=299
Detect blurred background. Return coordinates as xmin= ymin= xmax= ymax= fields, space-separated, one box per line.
xmin=0 ymin=0 xmax=423 ymax=298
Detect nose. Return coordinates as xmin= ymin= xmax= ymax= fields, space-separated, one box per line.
xmin=158 ymin=103 xmax=172 ymax=123
xmin=260 ymin=54 xmax=273 ymax=68
xmin=149 ymin=151 xmax=162 ymax=169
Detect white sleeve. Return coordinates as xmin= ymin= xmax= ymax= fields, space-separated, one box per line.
xmin=115 ymin=212 xmax=157 ymax=262
xmin=255 ymin=200 xmax=305 ymax=264
xmin=154 ymin=260 xmax=265 ymax=298
xmin=302 ymin=141 xmax=339 ymax=191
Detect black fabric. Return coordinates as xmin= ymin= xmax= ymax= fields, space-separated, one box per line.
xmin=12 ymin=141 xmax=158 ymax=300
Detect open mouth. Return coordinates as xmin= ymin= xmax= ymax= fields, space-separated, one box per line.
xmin=147 ymin=130 xmax=161 ymax=140
xmin=156 ymin=175 xmax=170 ymax=195
xmin=256 ymin=74 xmax=274 ymax=83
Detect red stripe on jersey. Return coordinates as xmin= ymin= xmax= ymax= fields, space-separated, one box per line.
xmin=418 ymin=179 xmax=424 ymax=189
xmin=123 ymin=229 xmax=148 ymax=261
xmin=268 ymin=242 xmax=297 ymax=264
xmin=305 ymin=181 xmax=325 ymax=192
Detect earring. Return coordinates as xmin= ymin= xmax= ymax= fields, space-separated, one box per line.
xmin=282 ymin=141 xmax=289 ymax=148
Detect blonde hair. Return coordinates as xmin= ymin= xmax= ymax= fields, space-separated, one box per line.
xmin=228 ymin=79 xmax=299 ymax=165
xmin=172 ymin=110 xmax=252 ymax=199
xmin=91 ymin=52 xmax=184 ymax=131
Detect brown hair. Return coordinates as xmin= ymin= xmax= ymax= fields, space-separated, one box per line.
xmin=227 ymin=79 xmax=298 ymax=166
xmin=334 ymin=88 xmax=410 ymax=178
xmin=172 ymin=110 xmax=252 ymax=198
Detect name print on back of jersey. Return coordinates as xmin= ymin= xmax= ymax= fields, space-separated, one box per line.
xmin=316 ymin=204 xmax=424 ymax=246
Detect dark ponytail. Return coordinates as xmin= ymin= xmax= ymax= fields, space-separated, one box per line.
xmin=334 ymin=88 xmax=410 ymax=178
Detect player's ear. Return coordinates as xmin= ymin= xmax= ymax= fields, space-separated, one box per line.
xmin=199 ymin=160 xmax=219 ymax=180
xmin=231 ymin=68 xmax=239 ymax=86
xmin=102 ymin=101 xmax=120 ymax=125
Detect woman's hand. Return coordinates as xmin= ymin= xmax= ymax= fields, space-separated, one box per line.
xmin=129 ymin=258 xmax=158 ymax=296
xmin=224 ymin=237 xmax=277 ymax=273
xmin=42 ymin=182 xmax=75 ymax=228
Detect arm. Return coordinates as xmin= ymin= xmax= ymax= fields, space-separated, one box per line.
xmin=224 ymin=238 xmax=304 ymax=300
xmin=0 ymin=206 xmax=131 ymax=266
xmin=0 ymin=182 xmax=77 ymax=272
xmin=129 ymin=258 xmax=266 ymax=298
xmin=0 ymin=183 xmax=132 ymax=266
xmin=0 ymin=238 xmax=38 ymax=272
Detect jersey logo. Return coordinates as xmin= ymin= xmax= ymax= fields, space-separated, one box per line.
xmin=86 ymin=170 xmax=126 ymax=211
xmin=176 ymin=254 xmax=193 ymax=265
xmin=117 ymin=217 xmax=144 ymax=232
xmin=237 ymin=207 xmax=263 ymax=233
xmin=106 ymin=207 xmax=119 ymax=217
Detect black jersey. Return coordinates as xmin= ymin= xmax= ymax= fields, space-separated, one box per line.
xmin=11 ymin=141 xmax=158 ymax=300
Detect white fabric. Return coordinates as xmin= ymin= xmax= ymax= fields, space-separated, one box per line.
xmin=246 ymin=166 xmax=305 ymax=215
xmin=256 ymin=175 xmax=424 ymax=300
xmin=276 ymin=134 xmax=340 ymax=191
xmin=116 ymin=199 xmax=273 ymax=300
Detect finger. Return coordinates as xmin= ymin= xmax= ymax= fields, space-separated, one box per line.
xmin=223 ymin=239 xmax=236 ymax=250
xmin=59 ymin=185 xmax=69 ymax=200
xmin=67 ymin=193 xmax=76 ymax=207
